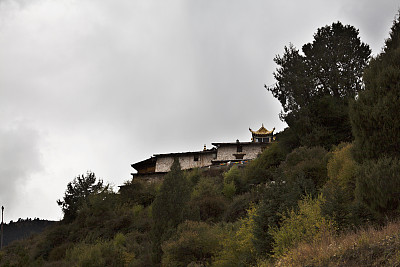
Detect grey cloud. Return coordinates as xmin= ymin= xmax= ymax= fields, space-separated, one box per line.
xmin=0 ymin=121 xmax=43 ymax=219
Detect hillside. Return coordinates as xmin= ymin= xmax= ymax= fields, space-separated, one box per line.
xmin=263 ymin=221 xmax=400 ymax=266
xmin=0 ymin=10 xmax=399 ymax=267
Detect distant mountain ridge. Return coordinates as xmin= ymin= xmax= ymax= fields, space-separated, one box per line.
xmin=2 ymin=218 xmax=56 ymax=246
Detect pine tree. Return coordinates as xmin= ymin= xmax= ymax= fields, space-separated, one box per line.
xmin=350 ymin=13 xmax=400 ymax=161
xmin=350 ymin=11 xmax=400 ymax=218
xmin=151 ymin=158 xmax=191 ymax=263
xmin=57 ymin=172 xmax=104 ymax=222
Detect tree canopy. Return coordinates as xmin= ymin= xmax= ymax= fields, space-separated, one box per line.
xmin=57 ymin=172 xmax=104 ymax=222
xmin=268 ymin=22 xmax=371 ymax=149
xmin=350 ymin=13 xmax=400 ymax=218
xmin=350 ymin=14 xmax=400 ymax=161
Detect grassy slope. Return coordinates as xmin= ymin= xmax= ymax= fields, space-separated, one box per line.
xmin=270 ymin=221 xmax=400 ymax=267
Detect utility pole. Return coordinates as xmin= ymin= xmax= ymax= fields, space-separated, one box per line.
xmin=1 ymin=206 xmax=3 ymax=249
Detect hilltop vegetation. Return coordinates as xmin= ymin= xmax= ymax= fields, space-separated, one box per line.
xmin=1 ymin=11 xmax=400 ymax=267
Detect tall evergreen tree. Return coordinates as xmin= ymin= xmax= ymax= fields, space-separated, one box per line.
xmin=268 ymin=22 xmax=371 ymax=149
xmin=350 ymin=13 xmax=400 ymax=161
xmin=151 ymin=158 xmax=191 ymax=263
xmin=350 ymin=12 xmax=400 ymax=218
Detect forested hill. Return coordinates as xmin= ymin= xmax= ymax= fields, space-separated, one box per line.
xmin=3 ymin=218 xmax=55 ymax=247
xmin=1 ymin=10 xmax=400 ymax=267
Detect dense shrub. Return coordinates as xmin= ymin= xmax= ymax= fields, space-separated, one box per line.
xmin=65 ymin=233 xmax=134 ymax=267
xmin=269 ymin=195 xmax=335 ymax=258
xmin=222 ymin=180 xmax=236 ymax=199
xmin=253 ymin=178 xmax=302 ymax=257
xmin=213 ymin=205 xmax=258 ymax=266
xmin=186 ymin=168 xmax=202 ymax=186
xmin=243 ymin=142 xmax=286 ymax=186
xmin=321 ymin=144 xmax=354 ymax=222
xmin=119 ymin=179 xmax=157 ymax=207
xmin=223 ymin=192 xmax=257 ymax=223
xmin=161 ymin=221 xmax=223 ymax=267
xmin=320 ymin=143 xmax=373 ymax=228
xmin=223 ymin=166 xmax=246 ymax=194
xmin=280 ymin=146 xmax=329 ymax=189
xmin=326 ymin=143 xmax=356 ymax=189
xmin=356 ymin=157 xmax=400 ymax=219
xmin=34 ymin=223 xmax=71 ymax=260
xmin=189 ymin=177 xmax=227 ymax=222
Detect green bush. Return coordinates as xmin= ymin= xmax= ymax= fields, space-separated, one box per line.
xmin=213 ymin=205 xmax=258 ymax=266
xmin=356 ymin=157 xmax=400 ymax=219
xmin=223 ymin=192 xmax=256 ymax=223
xmin=48 ymin=242 xmax=73 ymax=262
xmin=189 ymin=177 xmax=227 ymax=222
xmin=161 ymin=221 xmax=223 ymax=267
xmin=65 ymin=233 xmax=134 ymax=267
xmin=223 ymin=166 xmax=246 ymax=193
xmin=243 ymin=142 xmax=286 ymax=186
xmin=280 ymin=146 xmax=329 ymax=189
xmin=253 ymin=146 xmax=330 ymax=247
xmin=191 ymin=176 xmax=222 ymax=200
xmin=269 ymin=195 xmax=335 ymax=258
xmin=34 ymin=223 xmax=71 ymax=260
xmin=123 ymin=230 xmax=153 ymax=267
xmin=118 ymin=179 xmax=157 ymax=207
xmin=320 ymin=143 xmax=375 ymax=228
xmin=186 ymin=168 xmax=202 ymax=186
xmin=222 ymin=181 xmax=236 ymax=199
xmin=253 ymin=175 xmax=316 ymax=257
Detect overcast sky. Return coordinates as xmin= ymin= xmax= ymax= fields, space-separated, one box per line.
xmin=0 ymin=0 xmax=398 ymax=222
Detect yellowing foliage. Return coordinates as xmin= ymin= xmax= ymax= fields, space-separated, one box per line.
xmin=269 ymin=195 xmax=335 ymax=258
xmin=327 ymin=143 xmax=356 ymax=192
xmin=213 ymin=205 xmax=258 ymax=266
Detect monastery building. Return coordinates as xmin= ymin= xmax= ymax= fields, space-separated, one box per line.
xmin=131 ymin=124 xmax=275 ymax=180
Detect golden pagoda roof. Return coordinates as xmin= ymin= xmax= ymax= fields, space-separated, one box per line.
xmin=249 ymin=124 xmax=275 ymax=135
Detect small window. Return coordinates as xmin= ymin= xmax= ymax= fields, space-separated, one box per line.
xmin=237 ymin=145 xmax=243 ymax=153
xmin=194 ymin=155 xmax=199 ymax=161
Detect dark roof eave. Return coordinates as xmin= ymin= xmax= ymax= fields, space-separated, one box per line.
xmin=131 ymin=156 xmax=157 ymax=168
xmin=153 ymin=148 xmax=217 ymax=157
xmin=212 ymin=142 xmax=264 ymax=146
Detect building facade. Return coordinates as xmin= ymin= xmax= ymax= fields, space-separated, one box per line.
xmin=131 ymin=125 xmax=275 ymax=180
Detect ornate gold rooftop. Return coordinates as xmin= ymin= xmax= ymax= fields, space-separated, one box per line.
xmin=249 ymin=124 xmax=275 ymax=136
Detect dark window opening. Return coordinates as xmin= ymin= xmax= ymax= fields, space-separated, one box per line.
xmin=194 ymin=155 xmax=199 ymax=161
xmin=237 ymin=145 xmax=243 ymax=152
xmin=234 ymin=153 xmax=245 ymax=160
